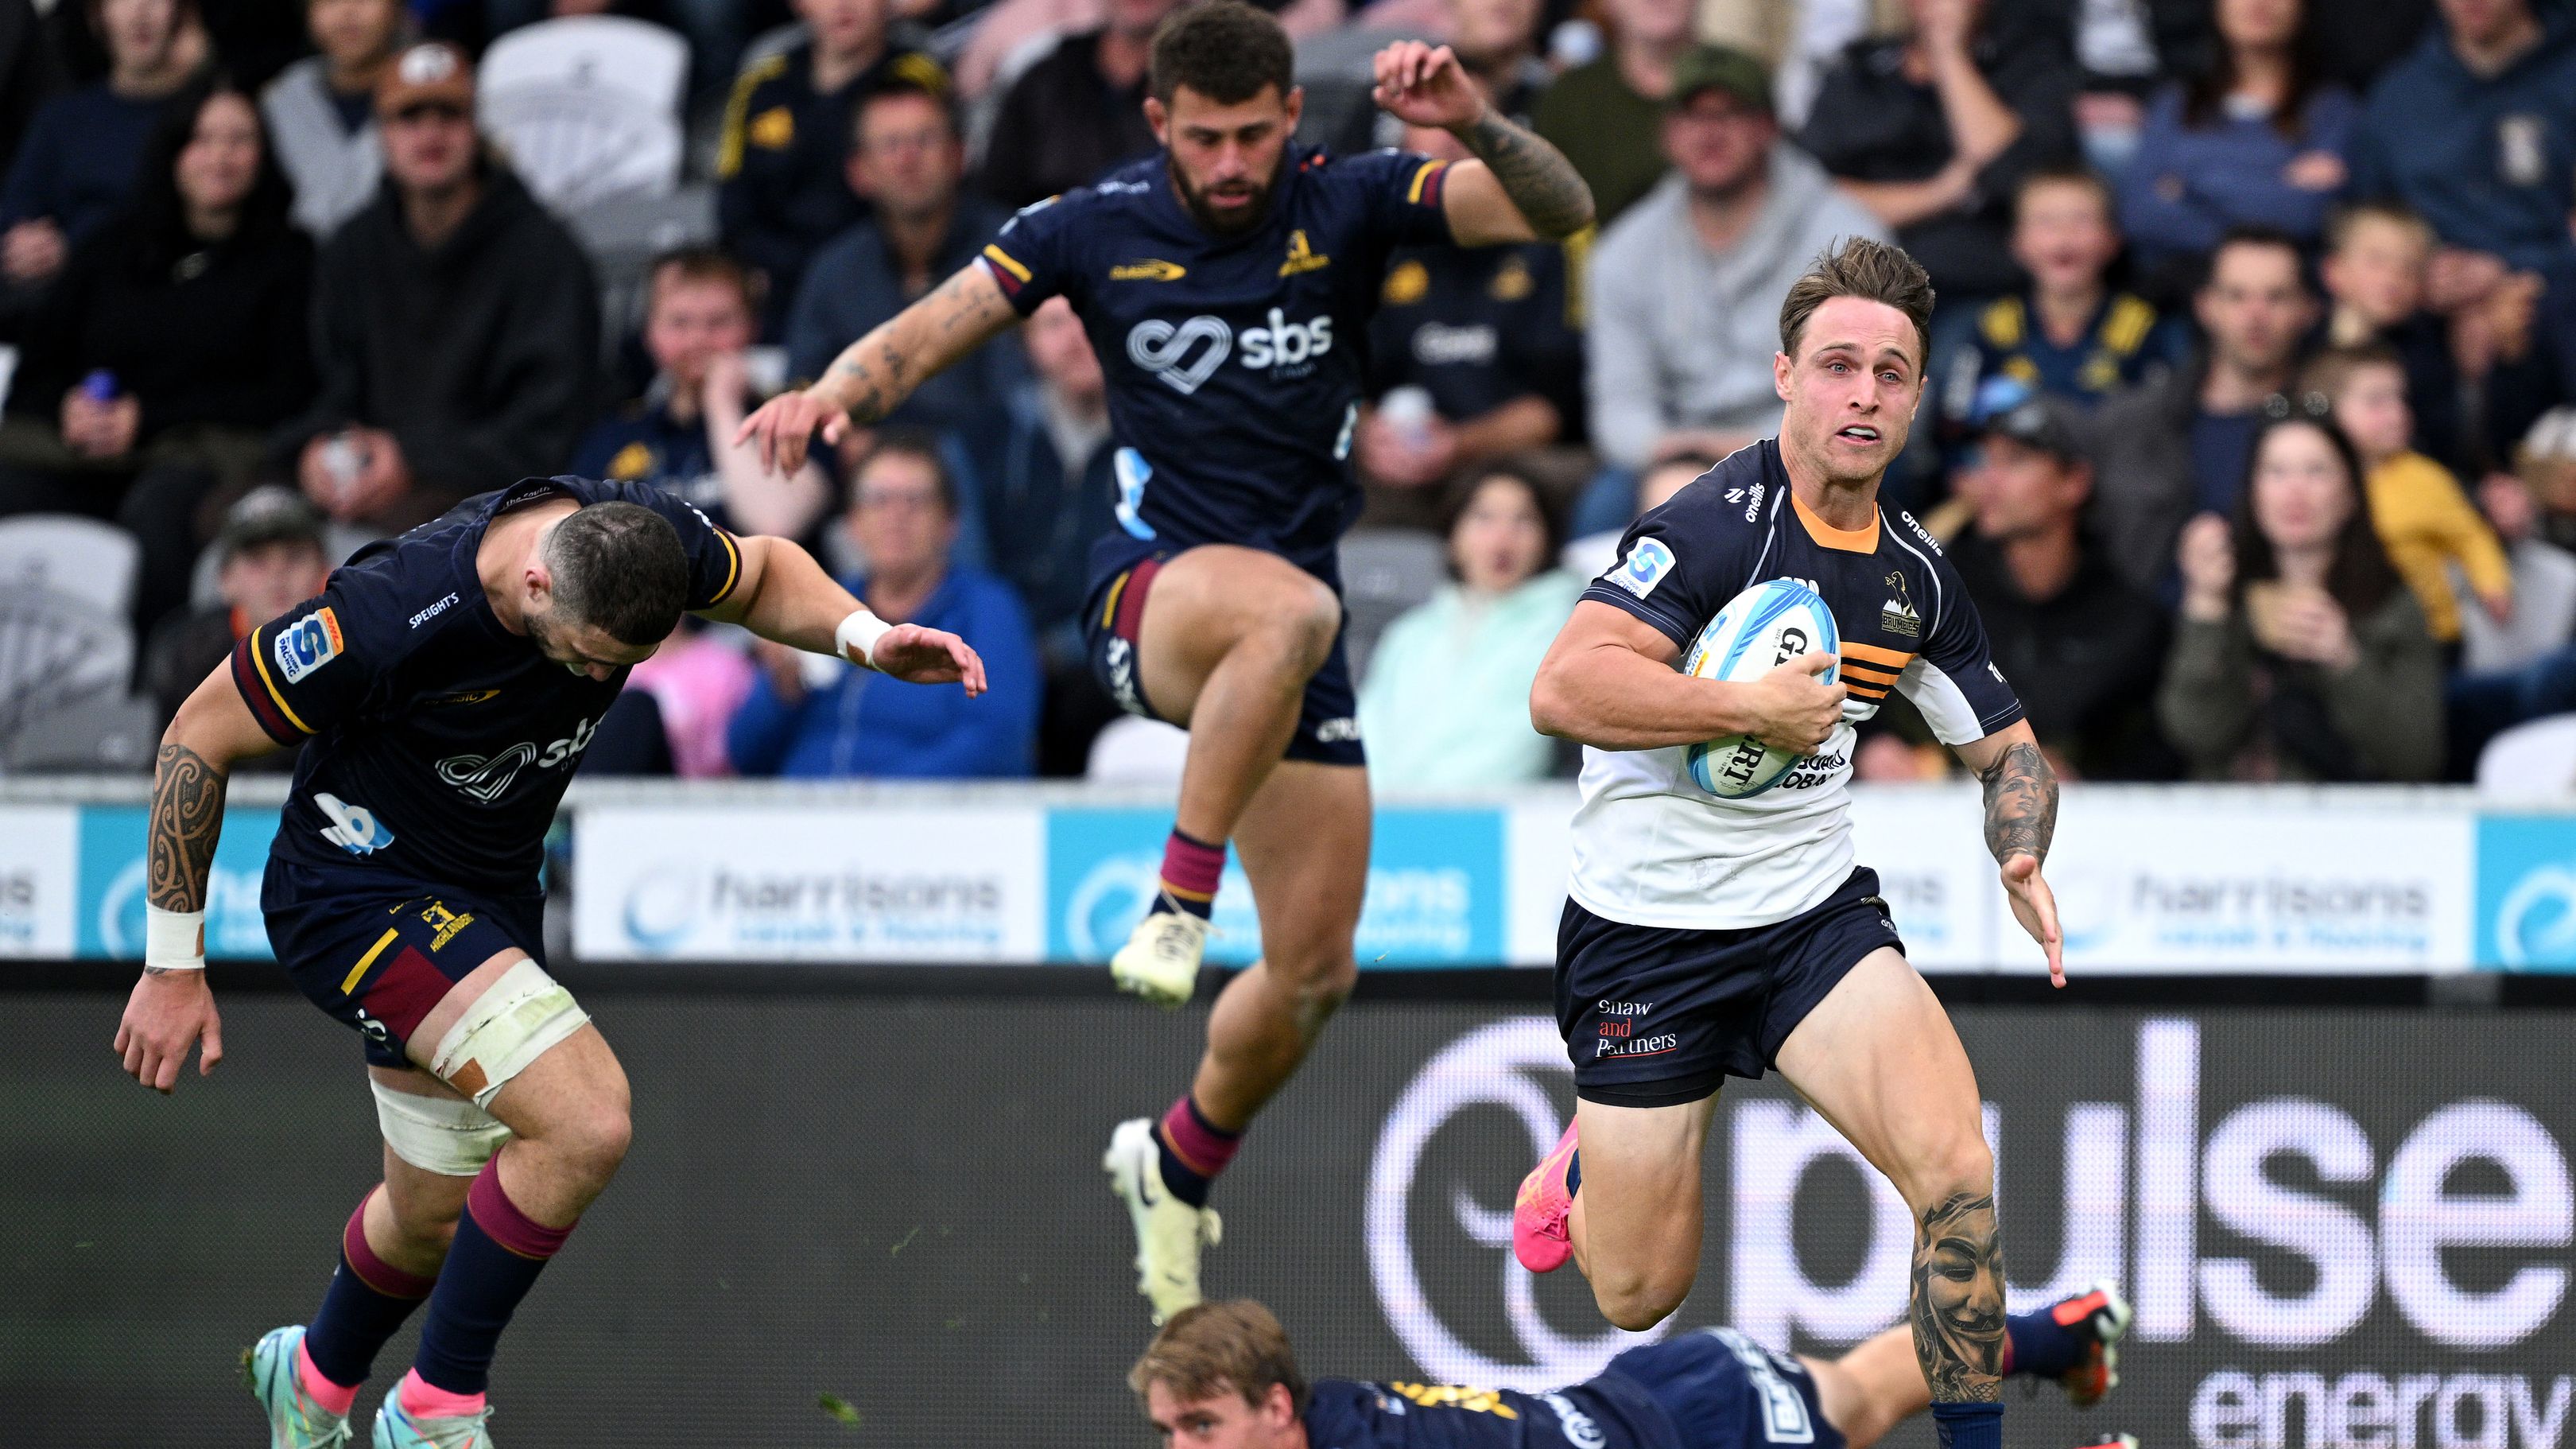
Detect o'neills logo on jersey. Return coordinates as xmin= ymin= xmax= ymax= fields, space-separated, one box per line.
xmin=1880 ymin=571 xmax=1921 ymax=638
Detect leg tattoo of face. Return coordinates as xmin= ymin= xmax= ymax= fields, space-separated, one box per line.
xmin=1911 ymin=1191 xmax=2004 ymax=1402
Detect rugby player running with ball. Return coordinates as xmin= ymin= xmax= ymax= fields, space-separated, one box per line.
xmin=738 ymin=0 xmax=1594 ymax=1323
xmin=1515 ymin=238 xmax=2070 ymax=1449
xmin=114 ymin=477 xmax=982 ymax=1447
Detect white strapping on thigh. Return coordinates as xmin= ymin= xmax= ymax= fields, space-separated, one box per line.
xmin=370 ymin=1078 xmax=511 ymax=1176
xmin=429 ymin=958 xmax=591 ymax=1109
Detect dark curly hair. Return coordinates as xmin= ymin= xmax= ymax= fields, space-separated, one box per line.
xmin=1150 ymin=0 xmax=1294 ymax=107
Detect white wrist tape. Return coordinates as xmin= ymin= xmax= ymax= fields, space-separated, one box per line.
xmin=836 ymin=608 xmax=893 ymax=670
xmin=145 ymin=904 xmax=207 ymax=972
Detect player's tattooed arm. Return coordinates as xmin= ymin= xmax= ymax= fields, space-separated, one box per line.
xmin=1453 ymin=107 xmax=1594 ymax=240
xmin=1911 ymin=1190 xmax=2006 ymax=1401
xmin=822 ymin=263 xmax=1019 ymax=425
xmin=143 ymin=742 xmax=229 ymax=973
xmin=1975 ymin=738 xmax=2057 ymax=867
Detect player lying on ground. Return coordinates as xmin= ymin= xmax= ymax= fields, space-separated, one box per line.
xmin=112 ymin=476 xmax=982 ymax=1449
xmin=737 ymin=0 xmax=1593 ymax=1323
xmin=1515 ymin=238 xmax=2065 ymax=1449
xmin=1131 ymin=1290 xmax=2133 ymax=1449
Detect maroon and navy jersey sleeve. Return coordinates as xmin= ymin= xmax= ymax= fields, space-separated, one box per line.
xmin=231 ymin=585 xmax=392 ymax=747
xmin=1338 ymin=148 xmax=1457 ymax=249
xmin=979 ymin=192 xmax=1087 ymax=317
xmin=1575 ymin=468 xmax=1760 ymax=654
xmin=1888 ymin=512 xmax=2025 ymax=744
xmin=579 ymin=476 xmax=746 ymax=611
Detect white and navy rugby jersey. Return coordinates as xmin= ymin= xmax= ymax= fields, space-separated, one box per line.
xmin=977 ymin=146 xmax=1456 ymax=579
xmin=1570 ymin=440 xmax=2023 ymax=929
xmin=233 ymin=476 xmax=743 ymax=896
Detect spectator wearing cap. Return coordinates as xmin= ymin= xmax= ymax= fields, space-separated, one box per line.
xmin=274 ymin=41 xmax=600 ymax=536
xmin=728 ymin=434 xmax=1041 ymax=778
xmin=2160 ymin=413 xmax=2443 ymax=782
xmin=1950 ymin=395 xmax=2170 ymax=779
xmin=142 ymin=484 xmax=330 ymax=753
xmin=1797 ymin=0 xmax=2082 ymax=304
xmin=572 ymin=247 xmax=832 ymax=540
xmin=1533 ymin=0 xmax=1694 ymax=227
xmin=1585 ymin=45 xmax=1889 ymax=473
xmin=0 ymin=78 xmax=314 ymax=636
xmin=716 ymin=0 xmax=949 ymax=337
xmin=785 ymin=80 xmax=1022 ymax=443
xmin=1356 ymin=111 xmax=1583 ymax=528
xmin=1932 ymin=168 xmax=2186 ymax=464
xmin=261 ymin=0 xmax=406 ymax=239
xmin=975 ymin=0 xmax=1175 ymax=211
xmin=2092 ymin=227 xmax=2317 ymax=596
xmin=1 ymin=0 xmax=208 ymax=299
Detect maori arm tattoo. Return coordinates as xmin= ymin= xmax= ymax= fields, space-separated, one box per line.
xmin=145 ymin=744 xmax=228 ymax=966
xmin=1911 ymin=1191 xmax=2005 ymax=1401
xmin=1457 ymin=108 xmax=1594 ymax=239
xmin=1977 ymin=740 xmax=2058 ymax=868
xmin=827 ymin=267 xmax=1017 ymax=426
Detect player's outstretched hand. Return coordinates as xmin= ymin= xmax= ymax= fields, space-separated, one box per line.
xmin=865 ymin=623 xmax=989 ymax=696
xmin=1371 ymin=41 xmax=1483 ymax=130
xmin=734 ymin=387 xmax=848 ymax=476
xmin=2002 ymin=853 xmax=2066 ymax=989
xmin=1744 ymin=651 xmax=1846 ymax=754
xmin=113 ymin=970 xmax=223 ymax=1094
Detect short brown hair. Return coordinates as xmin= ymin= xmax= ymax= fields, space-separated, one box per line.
xmin=1150 ymin=0 xmax=1294 ymax=107
xmin=2324 ymin=200 xmax=2434 ymax=257
xmin=2013 ymin=165 xmax=2113 ymax=227
xmin=646 ymin=246 xmax=755 ymax=316
xmin=2299 ymin=341 xmax=2404 ymax=405
xmin=1778 ymin=235 xmax=1935 ymax=367
xmin=1128 ymin=1300 xmax=1309 ymax=1416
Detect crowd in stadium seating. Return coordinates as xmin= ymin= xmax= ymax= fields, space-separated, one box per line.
xmin=4 ymin=0 xmax=2576 ymax=788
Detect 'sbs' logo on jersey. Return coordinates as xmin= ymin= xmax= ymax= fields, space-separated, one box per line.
xmin=275 ymin=607 xmax=344 ymax=683
xmin=435 ymin=718 xmax=597 ymax=802
xmin=1127 ymin=310 xmax=1334 ymax=394
xmin=314 ymin=791 xmax=395 ymax=855
xmin=1611 ymin=538 xmax=1676 ymax=600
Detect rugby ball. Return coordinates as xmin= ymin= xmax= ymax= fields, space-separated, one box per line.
xmin=1681 ymin=579 xmax=1841 ymax=798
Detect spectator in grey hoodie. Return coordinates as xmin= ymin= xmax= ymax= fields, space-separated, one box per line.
xmin=1585 ymin=45 xmax=1888 ymax=471
xmin=261 ymin=0 xmax=405 ymax=239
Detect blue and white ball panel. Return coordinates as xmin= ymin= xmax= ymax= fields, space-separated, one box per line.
xmin=1681 ymin=579 xmax=1839 ymax=798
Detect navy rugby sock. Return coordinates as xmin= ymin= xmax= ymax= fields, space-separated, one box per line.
xmin=411 ymin=1156 xmax=575 ymax=1397
xmin=1154 ymin=1094 xmax=1241 ymax=1208
xmin=303 ymin=1192 xmax=436 ymax=1393
xmin=2004 ymin=1305 xmax=2085 ymax=1379
xmin=1932 ymin=1400 xmax=2004 ymax=1449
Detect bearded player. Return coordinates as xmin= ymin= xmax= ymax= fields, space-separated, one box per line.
xmin=1514 ymin=238 xmax=2066 ymax=1449
xmin=738 ymin=0 xmax=1593 ymax=1322
xmin=1130 ymin=1294 xmax=2132 ymax=1449
xmin=113 ymin=476 xmax=981 ymax=1448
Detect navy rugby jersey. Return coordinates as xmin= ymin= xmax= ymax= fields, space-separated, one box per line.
xmin=977 ymin=147 xmax=1456 ymax=576
xmin=233 ymin=476 xmax=743 ymax=896
xmin=1569 ymin=440 xmax=2025 ymax=928
xmin=1302 ymin=1374 xmax=1661 ymax=1449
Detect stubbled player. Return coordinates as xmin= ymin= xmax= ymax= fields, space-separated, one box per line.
xmin=1131 ymin=1293 xmax=2132 ymax=1449
xmin=1515 ymin=238 xmax=2065 ymax=1449
xmin=738 ymin=0 xmax=1593 ymax=1323
xmin=113 ymin=477 xmax=981 ymax=1448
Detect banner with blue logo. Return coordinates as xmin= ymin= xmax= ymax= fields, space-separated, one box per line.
xmin=76 ymin=806 xmax=281 ymax=960
xmin=1046 ymin=806 xmax=1504 ymax=966
xmin=2473 ymin=814 xmax=2576 ymax=970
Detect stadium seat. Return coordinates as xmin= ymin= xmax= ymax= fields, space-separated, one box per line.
xmin=568 ymin=183 xmax=719 ymax=344
xmin=479 ymin=15 xmax=688 ymax=213
xmin=0 ymin=514 xmax=142 ymax=616
xmin=2477 ymin=713 xmax=2576 ymax=795
xmin=1086 ymin=715 xmax=1189 ymax=784
xmin=5 ymin=693 xmax=157 ymax=772
xmin=0 ymin=585 xmax=137 ymax=750
xmin=1338 ymin=527 xmax=1445 ymax=682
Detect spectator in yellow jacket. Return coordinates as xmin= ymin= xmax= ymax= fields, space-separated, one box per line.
xmin=2305 ymin=343 xmax=2511 ymax=643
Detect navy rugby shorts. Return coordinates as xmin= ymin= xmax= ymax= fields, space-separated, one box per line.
xmin=264 ymin=859 xmax=547 ymax=1069
xmin=1556 ymin=868 xmax=1902 ymax=1105
xmin=1596 ymin=1328 xmax=1847 ymax=1449
xmin=1083 ymin=548 xmax=1365 ymax=767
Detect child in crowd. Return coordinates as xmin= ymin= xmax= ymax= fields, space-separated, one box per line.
xmin=2306 ymin=343 xmax=2511 ymax=644
xmin=1937 ymin=167 xmax=2186 ymax=444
